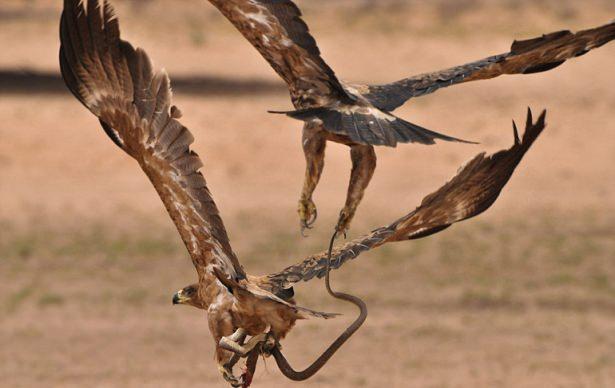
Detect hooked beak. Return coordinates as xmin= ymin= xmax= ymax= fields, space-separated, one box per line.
xmin=172 ymin=290 xmax=188 ymax=305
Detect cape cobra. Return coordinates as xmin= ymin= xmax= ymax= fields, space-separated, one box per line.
xmin=271 ymin=231 xmax=368 ymax=381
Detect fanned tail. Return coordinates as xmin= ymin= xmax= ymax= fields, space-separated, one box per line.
xmin=270 ymin=107 xmax=476 ymax=147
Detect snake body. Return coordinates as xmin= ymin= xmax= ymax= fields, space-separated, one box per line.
xmin=271 ymin=232 xmax=368 ymax=380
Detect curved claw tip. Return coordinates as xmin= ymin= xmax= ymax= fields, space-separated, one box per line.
xmin=305 ymin=208 xmax=318 ymax=227
xmin=300 ymin=222 xmax=314 ymax=237
xmin=300 ymin=209 xmax=318 ymax=237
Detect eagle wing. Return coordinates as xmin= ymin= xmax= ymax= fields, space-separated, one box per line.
xmin=363 ymin=21 xmax=615 ymax=111
xmin=206 ymin=0 xmax=353 ymax=107
xmin=59 ymin=0 xmax=245 ymax=280
xmin=264 ymin=109 xmax=546 ymax=294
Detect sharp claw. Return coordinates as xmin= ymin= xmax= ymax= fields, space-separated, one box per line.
xmin=298 ymin=199 xmax=318 ymax=235
xmin=335 ymin=213 xmax=350 ymax=238
xmin=306 ymin=207 xmax=318 ymax=226
xmin=219 ymin=365 xmax=241 ymax=387
xmin=220 ymin=333 xmax=268 ymax=357
xmin=220 ymin=333 xmax=279 ymax=386
xmin=300 ymin=222 xmax=312 ymax=237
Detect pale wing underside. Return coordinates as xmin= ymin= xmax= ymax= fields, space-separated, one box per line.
xmin=206 ymin=0 xmax=353 ymax=107
xmin=363 ymin=21 xmax=615 ymax=111
xmin=59 ymin=0 xmax=244 ymax=279
xmin=265 ymin=109 xmax=547 ymax=294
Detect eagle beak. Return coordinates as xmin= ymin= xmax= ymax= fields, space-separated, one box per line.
xmin=172 ymin=290 xmax=187 ymax=305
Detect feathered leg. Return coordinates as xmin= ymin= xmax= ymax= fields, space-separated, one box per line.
xmin=298 ymin=123 xmax=327 ymax=234
xmin=336 ymin=144 xmax=377 ymax=235
xmin=208 ymin=308 xmax=242 ymax=386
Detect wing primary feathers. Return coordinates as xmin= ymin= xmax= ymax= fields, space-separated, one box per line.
xmin=59 ymin=0 xmax=246 ymax=280
xmin=512 ymin=120 xmax=520 ymax=145
xmin=363 ymin=21 xmax=615 ymax=111
xmin=264 ymin=109 xmax=547 ymax=294
xmin=206 ymin=0 xmax=353 ymax=107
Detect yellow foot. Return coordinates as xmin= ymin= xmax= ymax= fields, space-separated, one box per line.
xmin=298 ymin=198 xmax=318 ymax=235
xmin=220 ymin=333 xmax=267 ymax=357
xmin=218 ymin=364 xmax=241 ymax=387
xmin=335 ymin=209 xmax=352 ymax=238
xmin=228 ymin=328 xmax=247 ymax=343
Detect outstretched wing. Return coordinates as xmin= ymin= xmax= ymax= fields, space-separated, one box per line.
xmin=363 ymin=21 xmax=615 ymax=111
xmin=264 ymin=109 xmax=546 ymax=294
xmin=60 ymin=0 xmax=245 ymax=280
xmin=206 ymin=0 xmax=353 ymax=107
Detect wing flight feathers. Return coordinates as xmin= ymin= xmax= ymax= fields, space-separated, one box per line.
xmin=364 ymin=21 xmax=615 ymax=111
xmin=265 ymin=109 xmax=547 ymax=294
xmin=206 ymin=0 xmax=353 ymax=107
xmin=60 ymin=0 xmax=245 ymax=279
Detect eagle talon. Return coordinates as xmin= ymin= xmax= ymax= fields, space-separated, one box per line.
xmin=229 ymin=328 xmax=247 ymax=344
xmin=260 ymin=332 xmax=278 ymax=357
xmin=300 ymin=222 xmax=312 ymax=237
xmin=335 ymin=211 xmax=351 ymax=238
xmin=298 ymin=198 xmax=318 ymax=234
xmin=220 ymin=333 xmax=268 ymax=357
xmin=219 ymin=364 xmax=241 ymax=387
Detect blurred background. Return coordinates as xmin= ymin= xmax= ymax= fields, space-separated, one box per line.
xmin=1 ymin=0 xmax=614 ymax=386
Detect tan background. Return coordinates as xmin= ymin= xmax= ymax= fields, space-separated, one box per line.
xmin=1 ymin=0 xmax=614 ymax=386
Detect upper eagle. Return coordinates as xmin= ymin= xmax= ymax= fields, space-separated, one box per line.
xmin=205 ymin=0 xmax=614 ymax=235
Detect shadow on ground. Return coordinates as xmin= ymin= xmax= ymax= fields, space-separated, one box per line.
xmin=0 ymin=68 xmax=285 ymax=96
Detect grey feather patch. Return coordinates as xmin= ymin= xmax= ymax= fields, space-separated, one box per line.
xmin=279 ymin=107 xmax=472 ymax=147
xmin=167 ymin=128 xmax=194 ymax=158
xmin=158 ymin=119 xmax=183 ymax=150
xmin=173 ymin=152 xmax=204 ymax=173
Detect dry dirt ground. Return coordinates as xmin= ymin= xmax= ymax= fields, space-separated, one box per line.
xmin=1 ymin=1 xmax=615 ymax=387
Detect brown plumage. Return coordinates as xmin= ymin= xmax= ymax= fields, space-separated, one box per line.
xmin=173 ymin=107 xmax=548 ymax=385
xmin=205 ymin=0 xmax=615 ymax=235
xmin=60 ymin=1 xmax=334 ymax=385
xmin=61 ymin=1 xmax=547 ymax=386
xmin=264 ymin=109 xmax=547 ymax=294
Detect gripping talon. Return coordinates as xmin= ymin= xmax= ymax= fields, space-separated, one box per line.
xmin=220 ymin=333 xmax=268 ymax=357
xmin=300 ymin=221 xmax=312 ymax=237
xmin=335 ymin=210 xmax=351 ymax=238
xmin=219 ymin=364 xmax=241 ymax=387
xmin=306 ymin=207 xmax=318 ymax=226
xmin=298 ymin=198 xmax=318 ymax=235
xmin=229 ymin=328 xmax=247 ymax=343
xmin=260 ymin=333 xmax=278 ymax=357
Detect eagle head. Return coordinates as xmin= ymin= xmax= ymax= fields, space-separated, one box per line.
xmin=172 ymin=284 xmax=205 ymax=309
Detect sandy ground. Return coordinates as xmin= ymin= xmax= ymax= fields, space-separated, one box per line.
xmin=1 ymin=1 xmax=615 ymax=387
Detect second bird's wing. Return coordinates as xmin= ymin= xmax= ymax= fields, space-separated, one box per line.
xmin=363 ymin=21 xmax=615 ymax=111
xmin=264 ymin=109 xmax=546 ymax=294
xmin=206 ymin=0 xmax=353 ymax=107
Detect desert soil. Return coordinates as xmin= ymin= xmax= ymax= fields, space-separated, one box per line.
xmin=1 ymin=1 xmax=615 ymax=387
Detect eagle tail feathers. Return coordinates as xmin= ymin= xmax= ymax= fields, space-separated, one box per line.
xmin=270 ymin=107 xmax=476 ymax=146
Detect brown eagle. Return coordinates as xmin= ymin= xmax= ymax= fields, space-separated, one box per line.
xmin=60 ymin=0 xmax=547 ymax=386
xmin=205 ymin=0 xmax=615 ymax=235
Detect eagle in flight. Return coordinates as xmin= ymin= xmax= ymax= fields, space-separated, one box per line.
xmin=60 ymin=1 xmax=553 ymax=386
xmin=204 ymin=0 xmax=615 ymax=235
xmin=60 ymin=0 xmax=545 ymax=386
